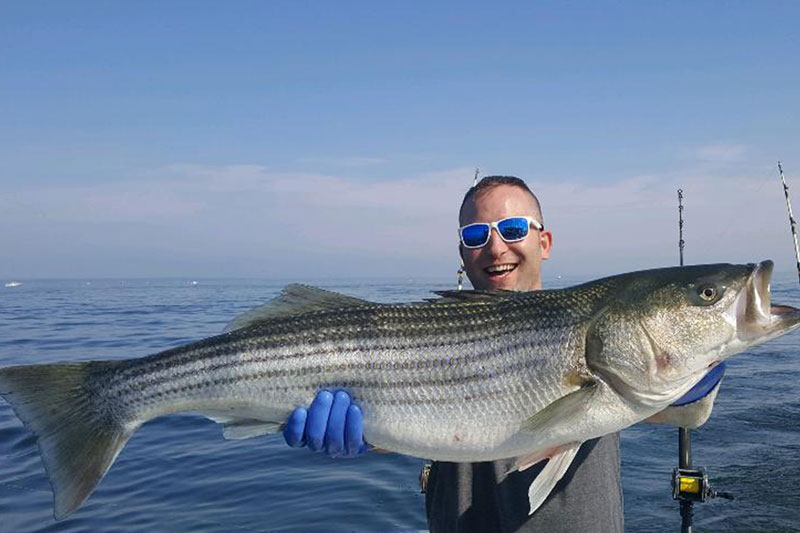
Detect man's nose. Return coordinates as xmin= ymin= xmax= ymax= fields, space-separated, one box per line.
xmin=486 ymin=228 xmax=509 ymax=255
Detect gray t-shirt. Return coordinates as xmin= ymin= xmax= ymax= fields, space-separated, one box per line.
xmin=425 ymin=434 xmax=623 ymax=533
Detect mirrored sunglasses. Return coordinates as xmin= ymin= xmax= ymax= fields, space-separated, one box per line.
xmin=458 ymin=216 xmax=544 ymax=249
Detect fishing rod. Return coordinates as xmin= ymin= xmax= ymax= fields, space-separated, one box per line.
xmin=671 ymin=189 xmax=733 ymax=533
xmin=674 ymin=188 xmax=696 ymax=533
xmin=435 ymin=168 xmax=482 ymax=490
xmin=678 ymin=189 xmax=685 ymax=267
xmin=778 ymin=162 xmax=800 ymax=285
xmin=456 ymin=168 xmax=481 ymax=292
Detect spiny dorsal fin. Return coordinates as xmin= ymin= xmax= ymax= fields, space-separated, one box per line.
xmin=428 ymin=289 xmax=520 ymax=304
xmin=223 ymin=284 xmax=376 ymax=332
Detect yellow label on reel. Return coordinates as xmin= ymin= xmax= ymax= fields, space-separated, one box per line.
xmin=679 ymin=477 xmax=701 ymax=494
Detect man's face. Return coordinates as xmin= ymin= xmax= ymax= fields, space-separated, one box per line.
xmin=459 ymin=184 xmax=553 ymax=291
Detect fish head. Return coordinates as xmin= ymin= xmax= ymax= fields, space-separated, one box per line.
xmin=586 ymin=260 xmax=800 ymax=409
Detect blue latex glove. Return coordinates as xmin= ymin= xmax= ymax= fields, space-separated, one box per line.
xmin=671 ymin=362 xmax=727 ymax=406
xmin=283 ymin=389 xmax=368 ymax=458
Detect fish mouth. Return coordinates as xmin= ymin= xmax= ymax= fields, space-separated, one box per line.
xmin=736 ymin=260 xmax=800 ymax=343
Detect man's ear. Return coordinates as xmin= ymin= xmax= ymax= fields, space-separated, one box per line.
xmin=539 ymin=230 xmax=553 ymax=260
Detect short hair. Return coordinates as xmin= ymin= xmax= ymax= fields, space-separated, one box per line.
xmin=459 ymin=175 xmax=543 ymax=224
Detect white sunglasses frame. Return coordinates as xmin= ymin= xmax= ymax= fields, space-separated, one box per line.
xmin=458 ymin=215 xmax=544 ymax=249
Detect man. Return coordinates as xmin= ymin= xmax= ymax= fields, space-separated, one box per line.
xmin=283 ymin=176 xmax=724 ymax=531
xmin=425 ymin=176 xmax=623 ymax=532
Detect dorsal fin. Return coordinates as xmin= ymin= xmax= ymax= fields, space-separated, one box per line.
xmin=428 ymin=289 xmax=519 ymax=304
xmin=223 ymin=284 xmax=376 ymax=332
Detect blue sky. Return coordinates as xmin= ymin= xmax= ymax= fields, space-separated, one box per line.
xmin=2 ymin=2 xmax=799 ymax=279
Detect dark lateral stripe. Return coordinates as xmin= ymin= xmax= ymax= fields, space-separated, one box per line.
xmin=137 ymin=357 xmax=553 ymax=407
xmin=110 ymin=319 xmax=573 ymax=389
xmin=116 ymin=298 xmax=587 ymax=378
xmin=109 ymin=330 xmax=569 ymax=396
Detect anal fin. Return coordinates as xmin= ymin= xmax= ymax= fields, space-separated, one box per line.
xmin=199 ymin=412 xmax=284 ymax=440
xmin=222 ymin=420 xmax=283 ymax=440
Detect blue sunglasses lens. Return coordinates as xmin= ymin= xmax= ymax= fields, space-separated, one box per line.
xmin=497 ymin=217 xmax=530 ymax=241
xmin=461 ymin=224 xmax=490 ymax=247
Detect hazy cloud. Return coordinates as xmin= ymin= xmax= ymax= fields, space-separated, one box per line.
xmin=337 ymin=157 xmax=388 ymax=167
xmin=1 ymin=162 xmax=795 ymax=280
xmin=294 ymin=156 xmax=388 ymax=168
xmin=692 ymin=143 xmax=749 ymax=163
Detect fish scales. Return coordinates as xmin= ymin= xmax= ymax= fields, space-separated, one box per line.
xmin=92 ymin=288 xmax=601 ymax=429
xmin=66 ymin=270 xmax=700 ymax=459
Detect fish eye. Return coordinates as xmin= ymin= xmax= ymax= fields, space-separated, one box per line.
xmin=697 ymin=284 xmax=718 ymax=302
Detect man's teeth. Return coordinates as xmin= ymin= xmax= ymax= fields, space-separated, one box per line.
xmin=486 ymin=264 xmax=517 ymax=274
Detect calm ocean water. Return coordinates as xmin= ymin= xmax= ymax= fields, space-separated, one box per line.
xmin=1 ymin=274 xmax=799 ymax=532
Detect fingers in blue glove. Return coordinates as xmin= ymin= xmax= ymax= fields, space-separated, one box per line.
xmin=345 ymin=403 xmax=368 ymax=457
xmin=283 ymin=407 xmax=308 ymax=447
xmin=324 ymin=390 xmax=352 ymax=457
xmin=306 ymin=389 xmax=334 ymax=452
xmin=671 ymin=362 xmax=727 ymax=406
xmin=284 ymin=389 xmax=368 ymax=457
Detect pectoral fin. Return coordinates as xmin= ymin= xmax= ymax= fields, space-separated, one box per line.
xmin=516 ymin=386 xmax=596 ymax=515
xmin=521 ymin=382 xmax=598 ymax=433
xmin=526 ymin=442 xmax=582 ymax=515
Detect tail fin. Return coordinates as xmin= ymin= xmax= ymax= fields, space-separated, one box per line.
xmin=0 ymin=361 xmax=135 ymax=519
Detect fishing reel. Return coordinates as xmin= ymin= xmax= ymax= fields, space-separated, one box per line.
xmin=671 ymin=467 xmax=734 ymax=503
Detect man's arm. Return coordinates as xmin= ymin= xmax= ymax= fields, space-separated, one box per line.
xmin=644 ymin=363 xmax=726 ymax=428
xmin=284 ymin=390 xmax=368 ymax=457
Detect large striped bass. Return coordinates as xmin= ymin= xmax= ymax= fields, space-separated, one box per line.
xmin=1 ymin=261 xmax=799 ymax=520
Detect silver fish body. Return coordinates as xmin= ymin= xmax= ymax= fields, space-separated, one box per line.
xmin=1 ymin=260 xmax=798 ymax=519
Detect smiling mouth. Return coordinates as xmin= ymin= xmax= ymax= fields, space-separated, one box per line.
xmin=485 ymin=264 xmax=517 ymax=278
